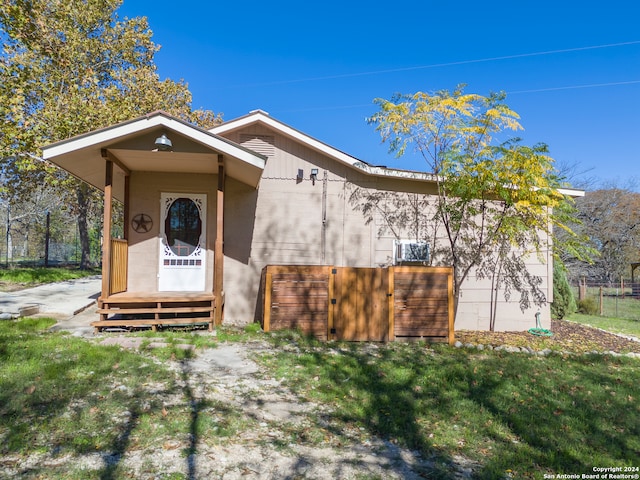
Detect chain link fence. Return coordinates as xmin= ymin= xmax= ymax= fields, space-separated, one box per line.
xmin=574 ymin=280 xmax=640 ymax=320
xmin=1 ymin=240 xmax=101 ymax=267
xmin=1 ymin=217 xmax=102 ymax=267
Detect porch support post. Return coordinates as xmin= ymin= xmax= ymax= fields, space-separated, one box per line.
xmin=214 ymin=154 xmax=225 ymax=325
xmin=123 ymin=174 xmax=130 ymax=241
xmin=101 ymin=160 xmax=114 ymax=299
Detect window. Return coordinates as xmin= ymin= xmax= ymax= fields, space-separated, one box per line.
xmin=164 ymin=198 xmax=202 ymax=256
xmin=394 ymin=240 xmax=429 ymax=264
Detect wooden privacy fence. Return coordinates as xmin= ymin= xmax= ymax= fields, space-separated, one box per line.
xmin=262 ymin=265 xmax=454 ymax=344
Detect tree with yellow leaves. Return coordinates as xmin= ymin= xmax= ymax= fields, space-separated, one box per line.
xmin=364 ymin=85 xmax=589 ymax=330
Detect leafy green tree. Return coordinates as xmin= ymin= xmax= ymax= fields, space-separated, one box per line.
xmin=365 ymin=85 xmax=590 ymax=329
xmin=550 ymin=262 xmax=576 ymax=319
xmin=0 ymin=0 xmax=220 ymax=268
xmin=569 ymin=187 xmax=640 ymax=284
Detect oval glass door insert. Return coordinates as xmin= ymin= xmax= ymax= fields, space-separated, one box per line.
xmin=165 ymin=198 xmax=202 ymax=256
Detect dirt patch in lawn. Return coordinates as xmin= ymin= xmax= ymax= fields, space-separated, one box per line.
xmin=0 ymin=281 xmax=27 ymax=293
xmin=1 ymin=339 xmax=473 ymax=479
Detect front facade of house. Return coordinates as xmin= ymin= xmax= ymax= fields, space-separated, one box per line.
xmin=43 ymin=110 xmax=568 ymax=333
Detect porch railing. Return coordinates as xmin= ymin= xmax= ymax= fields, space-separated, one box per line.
xmin=110 ymin=238 xmax=128 ymax=295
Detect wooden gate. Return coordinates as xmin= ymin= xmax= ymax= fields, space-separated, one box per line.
xmin=392 ymin=266 xmax=452 ymax=339
xmin=262 ymin=265 xmax=454 ymax=344
xmin=333 ymin=267 xmax=390 ymax=341
xmin=263 ymin=266 xmax=332 ymax=340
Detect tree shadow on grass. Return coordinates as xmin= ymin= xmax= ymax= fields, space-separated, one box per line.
xmin=98 ymin=346 xmax=207 ymax=479
xmin=268 ymin=334 xmax=461 ymax=478
xmin=0 ymin=333 xmax=148 ymax=477
xmin=0 ymin=323 xmax=207 ymax=478
xmin=99 ymin=397 xmax=141 ymax=480
xmin=452 ymin=352 xmax=639 ymax=478
xmin=266 ymin=333 xmax=640 ymax=478
xmin=179 ymin=350 xmax=199 ymax=480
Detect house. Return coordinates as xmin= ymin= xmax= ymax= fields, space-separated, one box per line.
xmin=42 ymin=109 xmax=577 ymax=336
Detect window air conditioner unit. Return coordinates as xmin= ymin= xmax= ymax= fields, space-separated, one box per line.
xmin=394 ymin=240 xmax=429 ymax=264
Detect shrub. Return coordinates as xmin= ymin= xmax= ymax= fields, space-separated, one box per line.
xmin=550 ymin=263 xmax=577 ymax=319
xmin=577 ymin=297 xmax=599 ymax=315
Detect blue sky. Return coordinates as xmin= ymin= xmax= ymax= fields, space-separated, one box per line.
xmin=118 ymin=0 xmax=640 ymax=188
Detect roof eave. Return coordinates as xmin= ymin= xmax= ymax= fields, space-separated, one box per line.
xmin=211 ymin=110 xmax=368 ymax=170
xmin=43 ymin=111 xmax=266 ymax=171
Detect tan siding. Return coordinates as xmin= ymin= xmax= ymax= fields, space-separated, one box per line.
xmin=218 ymin=123 xmax=552 ymax=332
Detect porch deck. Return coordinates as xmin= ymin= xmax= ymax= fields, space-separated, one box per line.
xmin=94 ymin=291 xmax=223 ymax=333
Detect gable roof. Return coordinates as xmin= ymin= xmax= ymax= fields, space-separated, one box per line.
xmin=211 ymin=110 xmax=585 ymax=197
xmin=211 ymin=109 xmax=364 ymax=167
xmin=42 ymin=111 xmax=267 ymax=200
xmin=210 ymin=109 xmax=440 ymax=183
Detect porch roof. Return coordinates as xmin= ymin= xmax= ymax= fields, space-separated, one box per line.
xmin=42 ymin=111 xmax=267 ymax=201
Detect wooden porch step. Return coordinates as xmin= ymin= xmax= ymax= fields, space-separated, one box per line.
xmin=99 ymin=294 xmax=215 ymax=303
xmin=94 ymin=291 xmax=222 ymax=333
xmin=92 ymin=311 xmax=214 ymax=333
xmin=91 ymin=318 xmax=211 ymax=327
xmin=97 ymin=306 xmax=213 ymax=315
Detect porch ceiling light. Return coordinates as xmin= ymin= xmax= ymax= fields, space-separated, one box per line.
xmin=154 ymin=133 xmax=173 ymax=151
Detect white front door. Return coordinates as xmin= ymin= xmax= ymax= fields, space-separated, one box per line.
xmin=158 ymin=193 xmax=206 ymax=291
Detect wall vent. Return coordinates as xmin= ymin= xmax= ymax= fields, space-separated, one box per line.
xmin=240 ymin=134 xmax=275 ymax=157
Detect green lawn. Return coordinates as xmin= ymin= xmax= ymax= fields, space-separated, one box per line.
xmin=577 ymin=287 xmax=640 ymax=322
xmin=568 ymin=313 xmax=640 ymax=339
xmin=0 ymin=266 xmax=100 ymax=291
xmin=263 ymin=331 xmax=640 ymax=479
xmin=0 ymin=319 xmax=255 ymax=479
xmin=1 ymin=319 xmax=637 ymax=479
xmin=569 ymin=286 xmax=640 ymax=338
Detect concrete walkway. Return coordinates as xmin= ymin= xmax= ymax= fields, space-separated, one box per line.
xmin=0 ymin=275 xmax=101 ymax=321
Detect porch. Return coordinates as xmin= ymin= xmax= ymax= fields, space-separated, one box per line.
xmin=93 ymin=238 xmax=224 ymax=333
xmin=41 ymin=112 xmax=266 ymax=334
